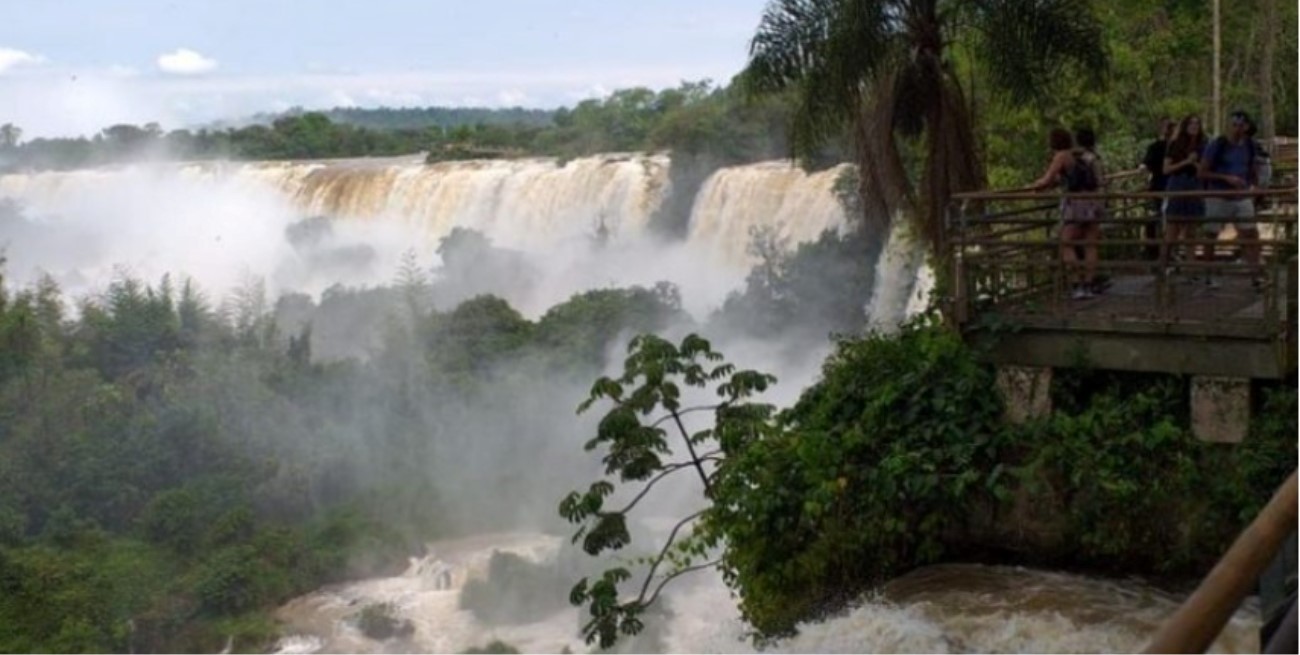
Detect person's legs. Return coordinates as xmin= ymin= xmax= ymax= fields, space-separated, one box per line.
xmin=1163 ymin=215 xmax=1184 ymax=268
xmin=1084 ymin=222 xmax=1102 ymax=289
xmin=1060 ymin=223 xmax=1087 ymax=295
xmin=1202 ymin=199 xmax=1229 ymax=287
xmin=1232 ymin=199 xmax=1261 ymax=268
xmin=1144 ymin=202 xmax=1160 ymax=261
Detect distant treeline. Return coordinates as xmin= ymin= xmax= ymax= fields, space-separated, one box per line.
xmin=0 ymin=81 xmax=808 ymax=172
xmin=322 ymin=106 xmax=556 ymax=131
xmin=217 ymin=105 xmax=557 ymax=132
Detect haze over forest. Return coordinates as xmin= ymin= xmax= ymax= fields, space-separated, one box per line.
xmin=1 ymin=1 xmax=1297 ymax=653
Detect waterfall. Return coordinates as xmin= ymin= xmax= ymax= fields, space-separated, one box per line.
xmin=865 ymin=214 xmax=927 ymax=331
xmin=1 ymin=155 xmax=853 ymax=271
xmin=686 ymin=162 xmax=853 ymax=267
xmin=0 ymin=155 xmax=927 ymax=328
xmin=181 ymin=153 xmax=671 ymax=250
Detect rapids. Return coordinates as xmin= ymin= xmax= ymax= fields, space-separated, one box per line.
xmin=271 ymin=532 xmax=1259 ymax=654
xmin=4 ymin=153 xmax=1181 ymax=654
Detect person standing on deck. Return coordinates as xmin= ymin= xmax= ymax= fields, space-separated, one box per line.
xmin=1199 ymin=110 xmax=1263 ymax=289
xmin=1140 ymin=117 xmax=1175 ymax=260
xmin=1163 ymin=115 xmax=1208 ymax=277
xmin=1031 ymin=128 xmax=1101 ymax=300
xmin=1246 ymin=118 xmax=1273 ymax=207
xmin=1075 ymin=127 xmax=1108 ymax=294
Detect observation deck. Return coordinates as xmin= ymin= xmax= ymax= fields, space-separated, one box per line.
xmin=942 ymin=156 xmax=1297 ymax=440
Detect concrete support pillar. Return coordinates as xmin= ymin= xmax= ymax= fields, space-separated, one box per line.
xmin=996 ymin=365 xmax=1052 ymax=424
xmin=1191 ymin=376 xmax=1251 ymax=443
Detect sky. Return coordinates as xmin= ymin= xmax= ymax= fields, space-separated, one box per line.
xmin=0 ymin=0 xmax=770 ymax=138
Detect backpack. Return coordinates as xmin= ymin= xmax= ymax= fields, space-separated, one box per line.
xmin=1206 ymin=136 xmax=1257 ymax=185
xmin=1064 ymin=151 xmax=1100 ymax=192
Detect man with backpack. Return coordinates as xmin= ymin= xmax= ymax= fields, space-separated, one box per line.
xmin=1199 ymin=111 xmax=1262 ymax=288
xmin=1140 ymin=117 xmax=1174 ymax=260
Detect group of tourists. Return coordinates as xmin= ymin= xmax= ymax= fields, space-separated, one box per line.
xmin=1032 ymin=110 xmax=1272 ymax=300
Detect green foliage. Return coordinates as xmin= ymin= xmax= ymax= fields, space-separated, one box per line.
xmin=423 ymin=295 xmax=533 ymax=383
xmin=1009 ymin=375 xmax=1297 ymax=572
xmin=712 ymin=320 xmax=1004 ymax=639
xmin=3 ymin=255 xmax=708 ymax=651
xmin=560 ymin=334 xmax=778 ymax=649
xmin=560 ymin=322 xmax=1295 ymax=647
xmin=3 ymin=80 xmax=798 ymax=173
xmin=713 ymin=224 xmax=879 ymax=338
xmin=193 ymin=546 xmax=263 ymax=615
xmin=534 ymin=285 xmax=684 ymax=374
xmin=743 ymin=0 xmax=1111 ymax=246
xmin=140 ymin=488 xmax=206 ymax=555
xmin=735 ymin=329 xmax=1294 ymax=641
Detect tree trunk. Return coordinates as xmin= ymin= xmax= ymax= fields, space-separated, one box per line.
xmin=852 ymin=71 xmax=916 ymax=240
xmin=920 ymin=71 xmax=984 ymax=256
xmin=1260 ymin=0 xmax=1277 ymax=141
xmin=1213 ymin=0 xmax=1221 ymax=135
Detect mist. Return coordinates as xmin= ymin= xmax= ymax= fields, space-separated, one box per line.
xmin=0 ymin=152 xmax=918 ymax=653
xmin=0 ymin=152 xmax=889 ymax=499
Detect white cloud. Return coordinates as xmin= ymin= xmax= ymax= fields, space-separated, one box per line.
xmin=363 ymin=87 xmax=423 ymax=106
xmin=156 ymin=48 xmax=218 ymax=75
xmin=326 ymin=89 xmax=357 ymax=107
xmin=496 ymin=89 xmax=529 ymax=106
xmin=107 ymin=64 xmax=140 ymax=78
xmin=566 ymin=84 xmax=609 ymax=101
xmin=0 ymin=47 xmax=45 ymax=74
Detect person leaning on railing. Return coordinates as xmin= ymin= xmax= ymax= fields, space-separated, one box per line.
xmin=1030 ymin=127 xmax=1104 ymax=300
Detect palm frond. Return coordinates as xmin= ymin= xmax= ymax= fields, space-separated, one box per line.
xmin=970 ymin=0 xmax=1110 ymax=104
xmin=743 ymin=0 xmax=900 ymax=157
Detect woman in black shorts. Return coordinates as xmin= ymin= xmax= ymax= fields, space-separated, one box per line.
xmin=1162 ymin=115 xmax=1207 ymax=273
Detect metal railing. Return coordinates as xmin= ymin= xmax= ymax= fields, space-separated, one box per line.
xmin=945 ymin=184 xmax=1298 ymax=339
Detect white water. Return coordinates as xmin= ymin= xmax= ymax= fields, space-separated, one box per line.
xmin=0 ymin=154 xmax=864 ymax=320
xmin=686 ymin=162 xmax=853 ymax=266
xmin=1 ymin=154 xmax=850 ymax=272
xmin=865 ymin=213 xmax=927 ymax=330
xmin=6 ymin=151 xmax=1199 ymax=655
xmin=272 ymin=532 xmax=1260 ymax=655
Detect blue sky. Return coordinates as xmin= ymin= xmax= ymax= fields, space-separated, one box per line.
xmin=0 ymin=0 xmax=770 ymax=137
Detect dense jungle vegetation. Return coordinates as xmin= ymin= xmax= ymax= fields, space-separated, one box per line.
xmin=1 ymin=0 xmax=1297 ymax=652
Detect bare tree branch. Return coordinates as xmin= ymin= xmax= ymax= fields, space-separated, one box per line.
xmin=648 ymin=405 xmax=720 ymax=429
xmin=671 ymin=408 xmax=714 ymax=496
xmin=644 ymin=558 xmax=723 ymax=607
xmin=636 ymin=509 xmax=705 ymax=601
xmin=614 ymin=454 xmax=722 ymax=515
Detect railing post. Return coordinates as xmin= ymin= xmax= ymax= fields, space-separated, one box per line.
xmin=1144 ymin=471 xmax=1298 ymax=654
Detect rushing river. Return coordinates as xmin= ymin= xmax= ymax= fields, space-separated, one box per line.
xmin=2 ymin=154 xmax=1245 ymax=653
xmin=270 ymin=532 xmax=1259 ymax=654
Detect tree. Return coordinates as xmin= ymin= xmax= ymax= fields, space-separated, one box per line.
xmin=558 ymin=334 xmax=778 ymax=648
xmin=0 ymin=123 xmax=21 ymax=149
xmin=742 ymin=0 xmax=1109 ymax=250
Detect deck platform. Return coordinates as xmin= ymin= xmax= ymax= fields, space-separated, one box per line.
xmin=947 ymin=188 xmax=1297 ymax=380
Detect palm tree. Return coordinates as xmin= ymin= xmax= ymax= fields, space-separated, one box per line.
xmin=744 ymin=0 xmax=1109 ymax=251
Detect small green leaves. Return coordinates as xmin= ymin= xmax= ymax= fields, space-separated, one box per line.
xmin=569 ymin=578 xmax=589 ymax=605
xmin=558 ymin=481 xmax=615 ymax=524
xmin=581 ymin=512 xmax=630 ymax=555
xmin=558 ymin=332 xmax=780 ymax=649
